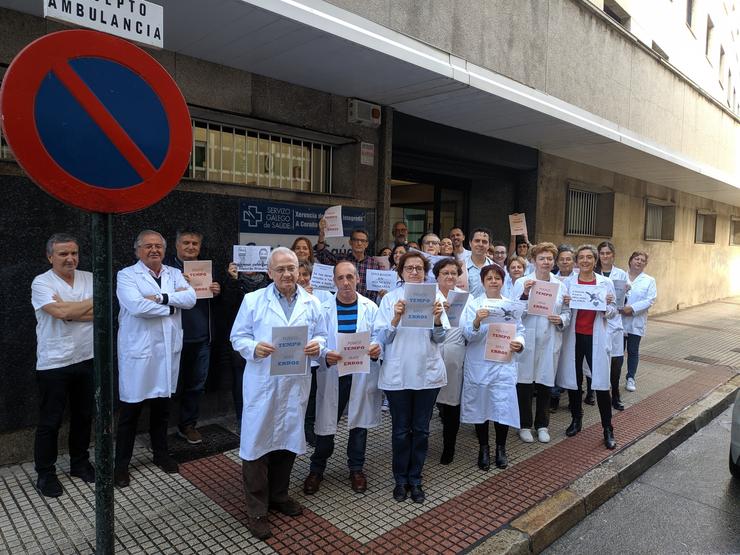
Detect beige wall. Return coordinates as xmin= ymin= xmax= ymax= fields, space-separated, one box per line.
xmin=536 ymin=153 xmax=740 ymax=315
xmin=327 ymin=0 xmax=739 ymax=182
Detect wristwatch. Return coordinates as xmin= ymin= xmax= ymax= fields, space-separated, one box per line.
xmin=155 ymin=293 xmax=163 ymax=304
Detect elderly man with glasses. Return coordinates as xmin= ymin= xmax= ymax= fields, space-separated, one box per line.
xmin=315 ymin=223 xmax=381 ymax=303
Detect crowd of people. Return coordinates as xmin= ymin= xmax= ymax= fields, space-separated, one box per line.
xmin=30 ymin=222 xmax=657 ymax=541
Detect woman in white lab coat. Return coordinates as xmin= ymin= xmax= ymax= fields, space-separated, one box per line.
xmin=502 ymin=256 xmax=526 ymax=299
xmin=512 ymin=242 xmax=570 ymax=445
xmin=375 ymin=251 xmax=448 ymax=504
xmin=434 ymin=257 xmax=470 ymax=465
xmin=556 ymin=244 xmax=618 ymax=449
xmin=595 ymin=241 xmax=628 ymax=410
xmin=461 ymin=263 xmax=525 ymax=471
xmin=620 ymin=251 xmax=657 ymax=393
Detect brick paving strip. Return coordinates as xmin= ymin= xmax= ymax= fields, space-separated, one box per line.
xmin=180 ymin=363 xmax=735 ymax=554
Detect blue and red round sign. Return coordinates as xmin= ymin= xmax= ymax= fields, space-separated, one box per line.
xmin=0 ymin=30 xmax=192 ymax=213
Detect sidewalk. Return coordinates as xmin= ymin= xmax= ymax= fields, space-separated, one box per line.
xmin=1 ymin=298 xmax=739 ymax=554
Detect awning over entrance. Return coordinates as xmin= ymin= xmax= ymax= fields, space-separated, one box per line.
xmin=6 ymin=0 xmax=739 ymax=205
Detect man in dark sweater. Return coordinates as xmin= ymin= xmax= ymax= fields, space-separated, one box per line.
xmin=165 ymin=230 xmax=221 ymax=444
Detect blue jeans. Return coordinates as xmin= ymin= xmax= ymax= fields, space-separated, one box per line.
xmin=178 ymin=340 xmax=210 ymax=428
xmin=385 ymin=388 xmax=440 ymax=486
xmin=309 ymin=375 xmax=367 ymax=474
xmin=623 ymin=334 xmax=643 ymax=380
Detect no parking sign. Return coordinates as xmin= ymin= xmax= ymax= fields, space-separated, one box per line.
xmin=0 ymin=29 xmax=191 ymax=212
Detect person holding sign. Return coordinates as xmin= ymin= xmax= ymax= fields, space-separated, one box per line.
xmin=556 ymin=245 xmax=618 ymax=450
xmin=595 ymin=241 xmax=628 ymax=410
xmin=375 ymin=252 xmax=448 ymax=503
xmin=230 ymin=247 xmax=327 ymax=540
xmin=461 ymin=264 xmax=525 ymax=471
xmin=303 ymin=261 xmax=382 ymax=496
xmin=434 ymin=258 xmax=470 ymax=465
xmin=511 ymin=243 xmax=570 ymax=444
xmin=620 ymin=251 xmax=657 ymax=393
xmin=164 ymin=230 xmax=221 ymax=446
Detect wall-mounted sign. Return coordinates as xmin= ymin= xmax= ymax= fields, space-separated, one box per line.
xmin=360 ymin=142 xmax=374 ymax=166
xmin=44 ymin=0 xmax=164 ymax=49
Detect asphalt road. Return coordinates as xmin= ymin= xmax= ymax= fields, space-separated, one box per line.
xmin=545 ymin=405 xmax=740 ymax=555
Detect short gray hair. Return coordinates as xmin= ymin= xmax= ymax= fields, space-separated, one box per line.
xmin=46 ymin=233 xmax=78 ymax=256
xmin=134 ymin=230 xmax=167 ymax=252
xmin=576 ymin=243 xmax=598 ymax=260
xmin=268 ymin=246 xmax=298 ymax=268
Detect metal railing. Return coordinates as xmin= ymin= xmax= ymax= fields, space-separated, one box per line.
xmin=566 ymin=188 xmax=597 ymax=236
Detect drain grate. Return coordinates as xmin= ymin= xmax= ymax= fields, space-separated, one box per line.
xmin=169 ymin=424 xmax=239 ymax=464
xmin=684 ymin=355 xmax=719 ymax=365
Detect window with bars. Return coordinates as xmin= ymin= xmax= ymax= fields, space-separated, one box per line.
xmin=565 ymin=184 xmax=614 ymax=237
xmin=695 ymin=211 xmax=717 ymax=243
xmin=731 ymin=218 xmax=740 ymax=245
xmin=187 ymin=119 xmax=332 ymax=193
xmin=644 ymin=201 xmax=675 ymax=241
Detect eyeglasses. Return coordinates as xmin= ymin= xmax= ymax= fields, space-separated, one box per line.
xmin=423 ymin=240 xmax=440 ymax=246
xmin=403 ymin=265 xmax=425 ymax=273
xmin=350 ymin=238 xmax=369 ymax=244
xmin=439 ymin=270 xmax=458 ymax=277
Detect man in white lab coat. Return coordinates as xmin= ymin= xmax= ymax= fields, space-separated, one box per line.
xmin=231 ymin=247 xmax=327 ymax=540
xmin=302 ymin=261 xmax=382 ymax=496
xmin=114 ymin=230 xmax=196 ymax=488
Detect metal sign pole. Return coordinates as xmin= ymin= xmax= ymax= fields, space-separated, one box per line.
xmin=92 ymin=212 xmax=115 ymax=554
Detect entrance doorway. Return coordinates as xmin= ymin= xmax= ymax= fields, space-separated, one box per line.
xmin=389 ymin=175 xmax=468 ymax=244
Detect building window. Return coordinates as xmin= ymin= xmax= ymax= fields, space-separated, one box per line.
xmin=604 ymin=0 xmax=631 ymax=29
xmin=565 ymin=183 xmax=614 ymax=237
xmin=719 ymin=46 xmax=726 ymax=86
xmin=695 ymin=211 xmax=717 ymax=243
xmin=686 ymin=0 xmax=694 ymax=28
xmin=187 ymin=119 xmax=332 ymax=193
xmin=731 ymin=218 xmax=740 ymax=245
xmin=706 ymin=17 xmax=715 ymax=58
xmin=644 ymin=201 xmax=675 ymax=241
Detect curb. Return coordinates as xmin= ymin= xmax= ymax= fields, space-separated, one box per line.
xmin=470 ymin=373 xmax=740 ymax=554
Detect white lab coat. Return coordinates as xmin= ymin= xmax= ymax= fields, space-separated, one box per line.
xmin=622 ymin=272 xmax=657 ymax=337
xmin=556 ymin=273 xmax=617 ymax=391
xmin=460 ymin=296 xmax=525 ymax=428
xmin=116 ymin=261 xmax=196 ymax=403
xmin=436 ymin=287 xmax=471 ymax=406
xmin=512 ymin=274 xmax=571 ymax=386
xmin=315 ymin=294 xmax=382 ymax=435
xmin=375 ymin=285 xmax=449 ymax=390
xmin=230 ymin=284 xmax=327 ymax=461
xmin=600 ymin=266 xmax=628 ymax=357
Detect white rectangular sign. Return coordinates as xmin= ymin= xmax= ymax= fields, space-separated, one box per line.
xmin=233 ymin=245 xmax=271 ymax=273
xmin=508 ymin=213 xmax=527 ymax=236
xmin=183 ymin=260 xmax=213 ymax=299
xmin=309 ymin=263 xmax=337 ymax=292
xmin=612 ymin=279 xmax=627 ymax=308
xmin=401 ymin=283 xmax=436 ymax=329
xmin=365 ymin=269 xmax=397 ymax=292
xmin=484 ymin=323 xmax=516 ymax=363
xmin=445 ymin=290 xmax=469 ymax=327
xmin=270 ymin=325 xmax=308 ymax=376
xmin=323 ymin=205 xmax=344 ymax=238
xmin=336 ymin=331 xmax=371 ymax=376
xmin=569 ymin=283 xmax=607 ymax=311
xmin=44 ymin=0 xmax=164 ymax=49
xmin=527 ymin=280 xmax=559 ymax=316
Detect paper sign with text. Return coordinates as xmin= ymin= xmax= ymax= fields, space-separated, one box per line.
xmin=527 ymin=280 xmax=560 ymax=316
xmin=569 ymin=283 xmax=607 ymax=311
xmin=401 ymin=283 xmax=436 ymax=329
xmin=366 ymin=269 xmax=398 ymax=292
xmin=233 ymin=245 xmax=271 ymax=272
xmin=336 ymin=331 xmax=371 ymax=376
xmin=270 ymin=325 xmax=308 ymax=376
xmin=612 ymin=280 xmax=627 ymax=308
xmin=445 ymin=290 xmax=470 ymax=327
xmin=484 ymin=322 xmax=516 ymax=362
xmin=323 ymin=205 xmax=344 ymax=238
xmin=309 ymin=263 xmax=337 ymax=291
xmin=183 ymin=260 xmax=213 ymax=299
xmin=508 ymin=213 xmax=527 ymax=236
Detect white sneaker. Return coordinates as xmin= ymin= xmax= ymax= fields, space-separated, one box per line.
xmin=626 ymin=378 xmax=636 ymax=392
xmin=518 ymin=429 xmax=534 ymax=443
xmin=537 ymin=427 xmax=550 ymax=443
xmin=381 ymin=397 xmax=390 ymax=412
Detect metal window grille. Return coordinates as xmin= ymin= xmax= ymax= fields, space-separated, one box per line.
xmin=187 ymin=119 xmax=332 ymax=193
xmin=566 ymin=188 xmax=598 ymax=236
xmin=645 ymin=203 xmax=663 ymax=240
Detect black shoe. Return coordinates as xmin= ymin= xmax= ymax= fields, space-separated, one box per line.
xmin=36 ymin=474 xmax=63 ymax=498
xmin=604 ymin=426 xmax=616 ymax=450
xmin=612 ymin=395 xmax=625 ymax=411
xmin=550 ymin=396 xmax=559 ymax=413
xmin=153 ymin=453 xmax=179 ymax=474
xmin=477 ymin=445 xmax=491 ymax=471
xmin=565 ymin=417 xmax=582 ymax=437
xmin=409 ymin=485 xmax=425 ymax=503
xmin=114 ymin=468 xmax=130 ymax=488
xmin=269 ymin=497 xmax=303 ymax=516
xmin=393 ymin=484 xmax=408 ymax=502
xmin=440 ymin=447 xmax=455 ymax=465
xmin=70 ymin=461 xmax=95 ymax=483
xmin=584 ymin=391 xmax=595 ymax=405
xmin=495 ymin=445 xmax=508 ymax=469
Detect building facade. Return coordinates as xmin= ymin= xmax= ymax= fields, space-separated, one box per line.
xmin=0 ymin=0 xmax=737 ymax=462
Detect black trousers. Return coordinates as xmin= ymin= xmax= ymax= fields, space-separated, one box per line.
xmin=242 ymin=450 xmax=296 ymax=517
xmin=567 ymin=334 xmax=612 ymax=428
xmin=439 ymin=403 xmax=461 ymax=453
xmin=516 ymin=382 xmax=551 ymax=429
xmin=304 ymin=365 xmax=318 ymax=433
xmin=34 ymin=360 xmax=94 ymax=476
xmin=115 ymin=397 xmax=171 ymax=470
xmin=475 ymin=421 xmax=509 ymax=447
xmin=611 ymin=356 xmax=623 ymax=399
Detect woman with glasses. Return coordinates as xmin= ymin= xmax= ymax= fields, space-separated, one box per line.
xmin=375 ymin=251 xmax=448 ymax=503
